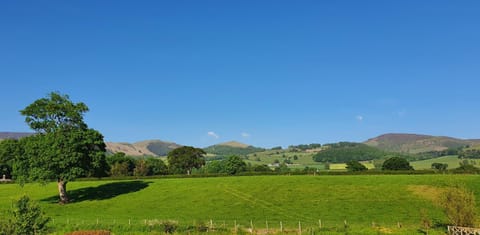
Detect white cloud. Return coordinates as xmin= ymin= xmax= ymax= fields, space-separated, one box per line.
xmin=207 ymin=131 xmax=219 ymax=139
xmin=356 ymin=115 xmax=364 ymax=121
xmin=241 ymin=132 xmax=250 ymax=138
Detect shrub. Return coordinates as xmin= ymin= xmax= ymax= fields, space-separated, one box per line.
xmin=3 ymin=195 xmax=50 ymax=235
xmin=0 ymin=219 xmax=15 ymax=235
xmin=440 ymin=185 xmax=476 ymax=227
xmin=161 ymin=220 xmax=178 ymax=234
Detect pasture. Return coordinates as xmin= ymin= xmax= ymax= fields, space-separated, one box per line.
xmin=0 ymin=175 xmax=479 ymax=234
xmin=410 ymin=155 xmax=480 ymax=170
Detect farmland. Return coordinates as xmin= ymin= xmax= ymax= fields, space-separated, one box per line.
xmin=1 ymin=174 xmax=479 ymax=234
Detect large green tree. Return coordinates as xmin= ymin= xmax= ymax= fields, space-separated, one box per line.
xmin=381 ymin=157 xmax=413 ymax=171
xmin=167 ymin=146 xmax=206 ymax=175
xmin=14 ymin=92 xmax=107 ymax=204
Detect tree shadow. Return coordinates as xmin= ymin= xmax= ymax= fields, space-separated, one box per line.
xmin=41 ymin=180 xmax=151 ymax=204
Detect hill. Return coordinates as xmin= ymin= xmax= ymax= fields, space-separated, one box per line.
xmin=106 ymin=140 xmax=182 ymax=157
xmin=0 ymin=132 xmax=33 ymax=140
xmin=313 ymin=142 xmax=398 ymax=163
xmin=364 ymin=133 xmax=480 ymax=153
xmin=204 ymin=141 xmax=265 ymax=157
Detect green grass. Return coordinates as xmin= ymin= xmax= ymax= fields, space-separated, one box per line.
xmin=410 ymin=156 xmax=480 ymax=170
xmin=1 ymin=175 xmax=480 ymax=234
xmin=245 ymin=149 xmax=323 ymax=169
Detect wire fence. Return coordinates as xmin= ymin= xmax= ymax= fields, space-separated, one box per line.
xmin=46 ymin=218 xmax=443 ymax=234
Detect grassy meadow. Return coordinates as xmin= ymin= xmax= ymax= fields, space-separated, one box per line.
xmin=410 ymin=156 xmax=480 ymax=170
xmin=1 ymin=175 xmax=479 ymax=234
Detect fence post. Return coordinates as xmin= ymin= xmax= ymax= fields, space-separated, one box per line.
xmin=280 ymin=221 xmax=283 ymax=233
xmin=266 ymin=220 xmax=269 ymax=234
xmin=299 ymin=221 xmax=302 ymax=235
xmin=318 ymin=219 xmax=322 ymax=229
xmin=234 ymin=220 xmax=237 ymax=233
xmin=251 ymin=220 xmax=254 ymax=234
xmin=210 ymin=219 xmax=213 ymax=230
xmin=129 ymin=219 xmax=131 ymax=226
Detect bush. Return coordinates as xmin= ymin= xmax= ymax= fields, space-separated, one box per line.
xmin=440 ymin=185 xmax=476 ymax=227
xmin=1 ymin=195 xmax=50 ymax=235
xmin=161 ymin=220 xmax=178 ymax=234
xmin=0 ymin=219 xmax=15 ymax=235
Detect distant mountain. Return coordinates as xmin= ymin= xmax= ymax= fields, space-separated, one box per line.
xmin=364 ymin=133 xmax=480 ymax=153
xmin=204 ymin=141 xmax=265 ymax=156
xmin=106 ymin=140 xmax=182 ymax=157
xmin=217 ymin=141 xmax=251 ymax=148
xmin=0 ymin=132 xmax=33 ymax=140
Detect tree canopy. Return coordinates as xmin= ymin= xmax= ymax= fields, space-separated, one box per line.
xmin=167 ymin=146 xmax=206 ymax=175
xmin=313 ymin=142 xmax=387 ymax=163
xmin=20 ymin=92 xmax=89 ymax=133
xmin=345 ymin=160 xmax=368 ymax=172
xmin=381 ymin=157 xmax=413 ymax=171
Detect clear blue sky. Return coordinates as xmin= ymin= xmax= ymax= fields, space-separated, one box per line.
xmin=1 ymin=1 xmax=479 ymax=148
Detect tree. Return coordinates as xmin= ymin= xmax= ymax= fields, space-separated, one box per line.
xmin=345 ymin=160 xmax=367 ymax=172
xmin=224 ymin=155 xmax=247 ymax=175
xmin=14 ymin=92 xmax=107 ymax=204
xmin=167 ymin=146 xmax=206 ymax=175
xmin=145 ymin=158 xmax=168 ymax=175
xmin=381 ymin=157 xmax=413 ymax=170
xmin=431 ymin=163 xmax=448 ymax=171
xmin=107 ymin=153 xmax=136 ymax=176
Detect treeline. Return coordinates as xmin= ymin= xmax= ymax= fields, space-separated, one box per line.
xmin=288 ymin=143 xmax=322 ymax=151
xmin=459 ymin=149 xmax=480 ymax=159
xmin=312 ymin=142 xmax=404 ymax=163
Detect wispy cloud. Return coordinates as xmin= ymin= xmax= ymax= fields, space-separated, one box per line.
xmin=241 ymin=132 xmax=250 ymax=138
xmin=356 ymin=115 xmax=364 ymax=121
xmin=207 ymin=131 xmax=219 ymax=139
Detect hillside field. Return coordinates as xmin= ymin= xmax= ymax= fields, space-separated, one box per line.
xmin=1 ymin=175 xmax=479 ymax=234
xmin=410 ymin=156 xmax=480 ymax=170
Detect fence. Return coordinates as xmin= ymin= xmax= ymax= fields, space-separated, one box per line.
xmin=48 ymin=218 xmax=429 ymax=234
xmin=447 ymin=226 xmax=480 ymax=235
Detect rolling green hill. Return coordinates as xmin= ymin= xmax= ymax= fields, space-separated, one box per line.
xmin=203 ymin=141 xmax=265 ymax=157
xmin=364 ymin=133 xmax=480 ymax=153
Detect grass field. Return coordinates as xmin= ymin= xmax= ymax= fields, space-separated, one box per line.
xmin=1 ymin=175 xmax=479 ymax=234
xmin=410 ymin=156 xmax=480 ymax=170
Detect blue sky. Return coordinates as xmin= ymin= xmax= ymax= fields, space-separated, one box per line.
xmin=1 ymin=1 xmax=479 ymax=148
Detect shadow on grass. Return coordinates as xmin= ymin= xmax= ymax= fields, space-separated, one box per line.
xmin=41 ymin=180 xmax=151 ymax=204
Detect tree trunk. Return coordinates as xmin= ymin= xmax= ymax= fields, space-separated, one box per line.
xmin=57 ymin=179 xmax=68 ymax=204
